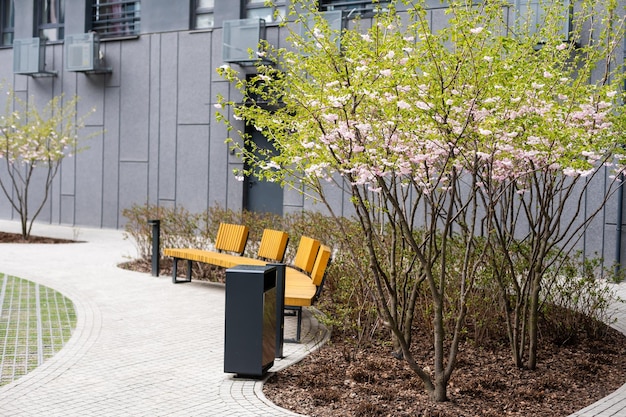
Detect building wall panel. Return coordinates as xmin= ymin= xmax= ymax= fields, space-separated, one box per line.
xmin=177 ymin=124 xmax=210 ymax=213
xmin=156 ymin=33 xmax=179 ymax=203
xmin=102 ymin=86 xmax=121 ymax=228
xmin=119 ymin=40 xmax=150 ymax=162
xmin=118 ymin=162 xmax=149 ymax=225
xmin=178 ymin=31 xmax=212 ymax=125
xmin=75 ymin=127 xmax=104 ymax=226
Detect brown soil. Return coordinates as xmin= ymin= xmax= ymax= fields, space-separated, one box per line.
xmin=0 ymin=231 xmax=77 ymax=244
xmin=262 ymin=327 xmax=626 ymax=417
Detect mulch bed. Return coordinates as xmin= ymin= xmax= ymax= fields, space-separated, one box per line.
xmin=0 ymin=231 xmax=77 ymax=244
xmin=263 ymin=328 xmax=626 ymax=417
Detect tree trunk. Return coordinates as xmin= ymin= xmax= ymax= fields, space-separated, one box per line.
xmin=432 ymin=379 xmax=448 ymax=402
xmin=527 ymin=273 xmax=541 ymax=370
xmin=432 ymin=292 xmax=447 ymax=402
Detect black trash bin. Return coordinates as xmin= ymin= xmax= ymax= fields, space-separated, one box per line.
xmin=224 ymin=264 xmax=276 ymax=378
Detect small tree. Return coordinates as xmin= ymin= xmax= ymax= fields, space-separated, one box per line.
xmin=0 ymin=93 xmax=89 ymax=239
xmin=217 ymin=0 xmax=626 ymax=401
xmin=469 ymin=0 xmax=626 ymax=369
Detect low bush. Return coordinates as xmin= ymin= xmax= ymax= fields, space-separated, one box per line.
xmin=122 ymin=204 xmax=203 ymax=259
xmin=542 ymin=253 xmax=622 ymax=344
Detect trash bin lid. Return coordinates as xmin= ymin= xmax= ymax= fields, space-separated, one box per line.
xmin=226 ymin=264 xmax=276 ymax=273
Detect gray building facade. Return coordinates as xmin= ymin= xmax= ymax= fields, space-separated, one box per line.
xmin=0 ymin=0 xmax=625 ymax=270
xmin=0 ymin=0 xmax=296 ymax=229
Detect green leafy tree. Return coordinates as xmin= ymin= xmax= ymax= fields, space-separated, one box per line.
xmin=468 ymin=0 xmax=626 ymax=369
xmin=217 ymin=0 xmax=626 ymax=401
xmin=0 ymin=93 xmax=90 ymax=239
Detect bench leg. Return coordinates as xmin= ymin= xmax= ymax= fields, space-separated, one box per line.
xmin=296 ymin=307 xmax=302 ymax=342
xmin=172 ymin=258 xmax=193 ymax=284
xmin=284 ymin=306 xmax=302 ymax=343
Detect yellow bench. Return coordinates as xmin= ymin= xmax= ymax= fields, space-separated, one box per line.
xmin=165 ymin=223 xmax=252 ymax=283
xmin=285 ymin=243 xmax=332 ymax=341
xmin=164 ymin=227 xmax=331 ymax=342
xmin=165 ymin=224 xmax=289 ymax=283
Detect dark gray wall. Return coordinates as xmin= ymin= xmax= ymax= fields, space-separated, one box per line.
xmin=0 ymin=0 xmax=255 ymax=229
xmin=142 ymin=0 xmax=191 ymax=33
xmin=0 ymin=0 xmax=624 ymax=272
xmin=13 ymin=1 xmax=34 ymax=38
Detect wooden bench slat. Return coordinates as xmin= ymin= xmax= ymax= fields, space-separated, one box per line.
xmin=257 ymin=229 xmax=289 ymax=262
xmin=214 ymin=223 xmax=249 ymax=254
xmin=292 ymin=236 xmax=320 ymax=273
xmin=164 ymin=228 xmax=332 ymax=342
xmin=310 ymin=245 xmax=331 ymax=287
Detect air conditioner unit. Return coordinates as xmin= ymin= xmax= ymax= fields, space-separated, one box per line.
xmin=13 ymin=38 xmax=45 ymax=74
xmin=65 ymin=32 xmax=111 ymax=73
xmin=222 ymin=19 xmax=268 ymax=65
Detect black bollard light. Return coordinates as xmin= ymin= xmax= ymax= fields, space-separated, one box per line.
xmin=148 ymin=219 xmax=160 ymax=277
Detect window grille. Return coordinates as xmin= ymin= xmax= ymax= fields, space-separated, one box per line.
xmin=92 ymin=0 xmax=141 ymax=38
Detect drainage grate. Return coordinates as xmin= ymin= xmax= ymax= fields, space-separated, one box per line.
xmin=0 ymin=274 xmax=77 ymax=386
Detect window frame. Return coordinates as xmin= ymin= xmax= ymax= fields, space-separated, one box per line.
xmin=91 ymin=0 xmax=141 ymax=39
xmin=320 ymin=0 xmax=389 ymax=14
xmin=37 ymin=0 xmax=65 ymax=42
xmin=0 ymin=0 xmax=14 ymax=47
xmin=192 ymin=0 xmax=214 ymax=30
xmin=244 ymin=0 xmax=286 ymax=24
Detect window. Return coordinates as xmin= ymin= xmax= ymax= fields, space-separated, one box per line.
xmin=194 ymin=0 xmax=214 ymax=29
xmin=320 ymin=0 xmax=389 ymax=14
xmin=1 ymin=0 xmax=13 ymax=46
xmin=92 ymin=0 xmax=141 ymax=38
xmin=38 ymin=0 xmax=65 ymax=41
xmin=245 ymin=0 xmax=285 ymax=24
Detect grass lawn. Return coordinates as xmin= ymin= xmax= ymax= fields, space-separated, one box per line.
xmin=0 ymin=274 xmax=76 ymax=386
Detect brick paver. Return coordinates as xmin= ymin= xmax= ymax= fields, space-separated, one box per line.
xmin=0 ymin=221 xmax=328 ymax=416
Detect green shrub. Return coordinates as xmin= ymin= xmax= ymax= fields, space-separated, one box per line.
xmin=542 ymin=253 xmax=622 ymax=344
xmin=122 ymin=204 xmax=203 ymax=259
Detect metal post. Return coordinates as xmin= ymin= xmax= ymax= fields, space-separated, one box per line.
xmin=616 ymin=174 xmax=624 ymax=280
xmin=148 ymin=219 xmax=160 ymax=277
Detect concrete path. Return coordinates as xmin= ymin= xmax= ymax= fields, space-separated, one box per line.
xmin=0 ymin=220 xmax=329 ymax=416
